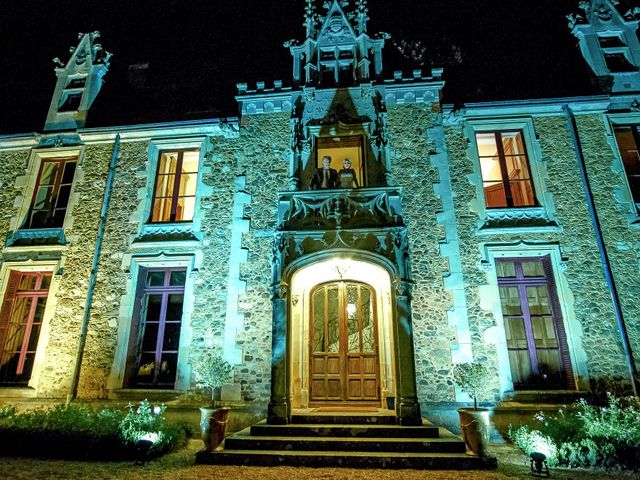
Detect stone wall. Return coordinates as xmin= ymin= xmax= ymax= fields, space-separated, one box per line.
xmin=387 ymin=103 xmax=459 ymax=405
xmin=443 ymin=113 xmax=634 ymax=396
xmin=199 ymin=112 xmax=290 ymax=402
xmin=576 ymin=114 xmax=640 ymax=382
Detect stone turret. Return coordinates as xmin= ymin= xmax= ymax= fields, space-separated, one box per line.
xmin=44 ymin=31 xmax=111 ymax=132
xmin=568 ymin=0 xmax=640 ymax=92
xmin=285 ymin=0 xmax=389 ymax=87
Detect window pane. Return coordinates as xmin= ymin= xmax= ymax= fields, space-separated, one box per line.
xmin=162 ymin=323 xmax=181 ymax=351
xmin=136 ymin=352 xmax=156 ymax=383
xmin=157 ymin=353 xmax=178 ymax=384
xmin=480 ymin=156 xmax=503 ymax=181
xmin=178 ymin=173 xmax=198 ymax=196
xmin=505 ymin=155 xmax=530 ymax=180
xmin=496 ymin=261 xmax=516 ymax=278
xmin=33 ymin=186 xmax=53 ymax=210
xmin=327 ymin=286 xmax=339 ymax=353
xmin=145 ymin=295 xmax=163 ymax=321
xmin=166 ymin=294 xmax=184 ymax=321
xmin=40 ymin=275 xmax=51 ymax=291
xmin=159 ymin=153 xmax=178 ymax=175
xmin=146 ymin=271 xmax=165 ymax=287
xmin=526 ymin=286 xmax=551 ymax=315
xmin=521 ymin=261 xmax=545 ymax=277
xmin=39 ymin=162 xmax=59 ymax=186
xmin=62 ymin=162 xmax=76 ymax=184
xmin=509 ymin=349 xmax=533 ymax=385
xmin=313 ymin=289 xmax=325 ymax=353
xmin=181 ymin=151 xmax=200 ymax=173
xmin=55 ymin=185 xmax=71 ymax=209
xmin=169 ymin=270 xmax=186 ymax=286
xmin=155 ymin=174 xmax=175 ymax=198
xmin=501 ymin=132 xmax=526 ymax=156
xmin=500 ymin=287 xmax=523 ymax=315
xmin=18 ymin=275 xmax=38 ymax=291
xmin=347 ymin=285 xmax=359 ymax=353
xmin=505 ymin=317 xmax=528 ymax=348
xmin=361 ymin=287 xmax=374 ymax=353
xmin=152 ymin=198 xmax=173 ymax=222
xmin=484 ymin=182 xmax=507 ymax=208
xmin=141 ymin=322 xmax=159 ymax=351
xmin=615 ymin=128 xmax=637 ymax=151
xmin=509 ymin=180 xmax=535 ymax=207
xmin=476 ymin=133 xmax=499 ymax=157
xmin=176 ymin=197 xmax=195 ymax=221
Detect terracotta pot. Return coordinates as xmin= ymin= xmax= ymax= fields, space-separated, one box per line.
xmin=199 ymin=407 xmax=231 ymax=452
xmin=457 ymin=408 xmax=491 ymax=457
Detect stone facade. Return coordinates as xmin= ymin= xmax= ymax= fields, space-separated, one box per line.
xmin=1 ymin=0 xmax=639 ymax=422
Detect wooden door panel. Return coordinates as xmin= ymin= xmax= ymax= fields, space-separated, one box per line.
xmin=310 ymin=281 xmax=380 ymax=403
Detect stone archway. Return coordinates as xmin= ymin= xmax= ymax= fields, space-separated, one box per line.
xmin=289 ymin=257 xmax=396 ymax=409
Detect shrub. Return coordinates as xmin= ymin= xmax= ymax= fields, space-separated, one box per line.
xmin=453 ymin=362 xmax=492 ymax=409
xmin=508 ymin=394 xmax=640 ymax=470
xmin=0 ymin=400 xmax=188 ymax=460
xmin=191 ymin=351 xmax=233 ymax=405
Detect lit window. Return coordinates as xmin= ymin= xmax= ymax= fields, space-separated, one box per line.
xmin=613 ymin=126 xmax=640 ymax=207
xmin=150 ymin=150 xmax=199 ymax=223
xmin=0 ymin=271 xmax=51 ymax=386
xmin=476 ymin=131 xmax=536 ymax=208
xmin=313 ymin=136 xmax=364 ymax=190
xmin=24 ymin=157 xmax=77 ymax=229
xmin=496 ymin=257 xmax=573 ymax=390
xmin=125 ymin=268 xmax=186 ymax=389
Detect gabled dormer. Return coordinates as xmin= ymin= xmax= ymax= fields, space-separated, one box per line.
xmin=285 ymin=0 xmax=389 ymax=87
xmin=568 ymin=0 xmax=640 ymax=92
xmin=44 ymin=31 xmax=111 ymax=132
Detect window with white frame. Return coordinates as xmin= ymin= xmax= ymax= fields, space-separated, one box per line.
xmin=124 ymin=267 xmax=187 ymax=389
xmin=466 ymin=119 xmax=559 ymax=232
xmin=150 ymin=149 xmax=199 ymax=223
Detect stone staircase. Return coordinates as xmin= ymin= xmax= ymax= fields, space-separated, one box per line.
xmin=196 ymin=412 xmax=497 ymax=469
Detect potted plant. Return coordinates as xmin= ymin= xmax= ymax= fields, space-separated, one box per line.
xmin=453 ymin=362 xmax=493 ymax=457
xmin=192 ymin=351 xmax=233 ymax=452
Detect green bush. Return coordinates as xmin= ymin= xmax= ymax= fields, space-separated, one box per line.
xmin=508 ymin=394 xmax=640 ymax=470
xmin=0 ymin=400 xmax=188 ymax=460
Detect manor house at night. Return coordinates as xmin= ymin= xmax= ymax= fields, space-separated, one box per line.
xmin=0 ymin=0 xmax=639 ymax=464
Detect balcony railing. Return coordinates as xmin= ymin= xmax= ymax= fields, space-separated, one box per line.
xmin=277 ymin=187 xmax=404 ymax=231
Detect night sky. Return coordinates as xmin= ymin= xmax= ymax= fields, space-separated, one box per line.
xmin=0 ymin=0 xmax=627 ymax=135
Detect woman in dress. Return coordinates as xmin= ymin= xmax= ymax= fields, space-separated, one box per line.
xmin=338 ymin=158 xmax=359 ymax=188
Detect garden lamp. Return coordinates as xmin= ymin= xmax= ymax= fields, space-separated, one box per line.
xmin=530 ymin=451 xmax=550 ymax=477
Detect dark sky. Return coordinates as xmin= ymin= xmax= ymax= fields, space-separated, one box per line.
xmin=0 ymin=0 xmax=624 ymax=134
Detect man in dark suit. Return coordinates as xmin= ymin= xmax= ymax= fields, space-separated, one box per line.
xmin=310 ymin=155 xmax=339 ymax=189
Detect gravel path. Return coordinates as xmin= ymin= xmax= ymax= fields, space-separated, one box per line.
xmin=0 ymin=441 xmax=638 ymax=480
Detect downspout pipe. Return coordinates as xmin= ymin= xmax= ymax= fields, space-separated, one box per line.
xmin=66 ymin=133 xmax=121 ymax=404
xmin=563 ymin=104 xmax=639 ymax=397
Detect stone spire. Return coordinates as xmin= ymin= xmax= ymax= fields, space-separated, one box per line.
xmin=285 ymin=0 xmax=389 ymax=87
xmin=44 ymin=31 xmax=111 ymax=132
xmin=568 ymin=0 xmax=640 ymax=92
xmin=354 ymin=0 xmax=369 ymax=35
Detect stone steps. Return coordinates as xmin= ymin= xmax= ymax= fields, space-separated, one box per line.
xmin=197 ymin=448 xmax=498 ymax=469
xmin=225 ymin=429 xmax=466 ymax=453
xmin=195 ymin=413 xmax=497 ymax=470
xmin=250 ymin=422 xmax=441 ymax=438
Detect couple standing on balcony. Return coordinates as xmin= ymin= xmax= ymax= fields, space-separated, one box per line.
xmin=310 ymin=155 xmax=359 ymax=190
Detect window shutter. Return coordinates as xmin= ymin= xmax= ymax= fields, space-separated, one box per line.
xmin=123 ymin=268 xmax=147 ymax=388
xmin=0 ymin=271 xmax=22 ymax=356
xmin=543 ymin=257 xmax=576 ymax=390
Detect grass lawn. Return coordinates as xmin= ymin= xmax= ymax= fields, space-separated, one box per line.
xmin=0 ymin=441 xmax=638 ymax=480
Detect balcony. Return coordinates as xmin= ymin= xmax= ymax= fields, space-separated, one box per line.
xmin=277 ymin=187 xmax=404 ymax=231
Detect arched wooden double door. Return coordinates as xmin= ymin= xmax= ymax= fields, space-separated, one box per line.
xmin=309 ymin=281 xmax=380 ymax=404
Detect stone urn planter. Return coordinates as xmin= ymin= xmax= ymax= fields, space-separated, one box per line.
xmin=457 ymin=407 xmax=491 ymax=456
xmin=200 ymin=406 xmax=231 ymax=452
xmin=453 ymin=362 xmax=494 ymax=457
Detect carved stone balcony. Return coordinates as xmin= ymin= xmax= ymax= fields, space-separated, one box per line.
xmin=277 ymin=187 xmax=404 ymax=231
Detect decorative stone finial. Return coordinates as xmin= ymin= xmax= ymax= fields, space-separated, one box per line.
xmin=355 ymin=0 xmax=369 ymax=34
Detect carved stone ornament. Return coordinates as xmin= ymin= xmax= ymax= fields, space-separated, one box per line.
xmin=394 ymin=280 xmax=413 ymax=299
xmin=281 ymin=191 xmax=402 ymax=230
xmin=270 ymin=282 xmax=289 ymax=299
xmin=631 ymin=99 xmax=640 ymax=112
xmin=480 ymin=260 xmax=495 ymax=273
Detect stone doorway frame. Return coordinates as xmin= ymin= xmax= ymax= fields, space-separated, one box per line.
xmin=267 ymin=246 xmax=422 ymax=426
xmin=289 ymin=257 xmax=395 ymax=409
